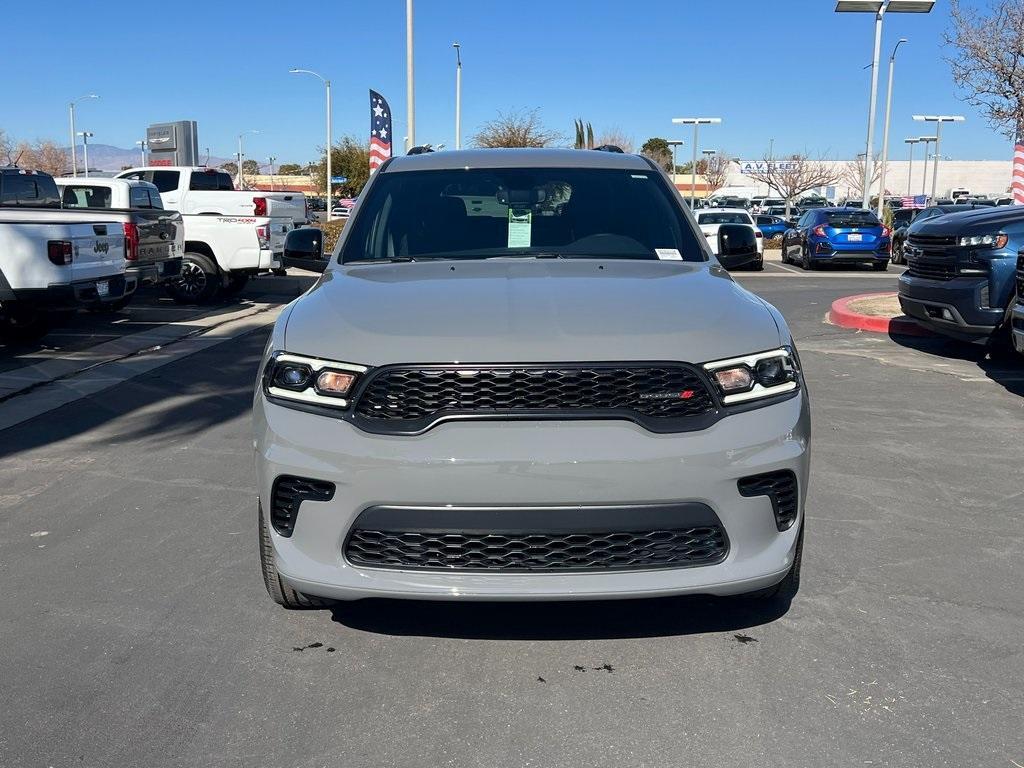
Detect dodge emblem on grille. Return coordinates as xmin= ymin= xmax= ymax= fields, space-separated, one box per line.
xmin=639 ymin=390 xmax=696 ymax=400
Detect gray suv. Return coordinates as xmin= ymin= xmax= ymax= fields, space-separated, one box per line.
xmin=253 ymin=148 xmax=810 ymax=607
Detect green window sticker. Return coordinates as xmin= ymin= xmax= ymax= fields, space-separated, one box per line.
xmin=507 ymin=209 xmax=532 ymax=248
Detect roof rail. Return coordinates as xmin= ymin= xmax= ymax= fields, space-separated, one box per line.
xmin=407 ymin=145 xmax=435 ymax=155
xmin=592 ymin=144 xmax=624 ymax=153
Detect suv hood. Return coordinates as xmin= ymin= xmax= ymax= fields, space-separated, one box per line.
xmin=283 ymin=260 xmax=782 ymax=366
xmin=913 ymin=207 xmax=1024 ymax=236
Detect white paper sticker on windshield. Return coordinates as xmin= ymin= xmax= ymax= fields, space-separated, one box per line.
xmin=656 ymin=248 xmax=682 ymax=260
xmin=507 ymin=209 xmax=532 ymax=248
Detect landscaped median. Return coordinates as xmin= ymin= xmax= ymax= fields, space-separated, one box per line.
xmin=827 ymin=292 xmax=932 ymax=336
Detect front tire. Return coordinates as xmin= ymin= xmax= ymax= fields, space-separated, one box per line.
xmin=167 ymin=253 xmax=219 ymax=305
xmin=258 ymin=501 xmax=335 ymax=610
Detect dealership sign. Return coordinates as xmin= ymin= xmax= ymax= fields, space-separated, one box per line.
xmin=738 ymin=160 xmax=801 ymax=175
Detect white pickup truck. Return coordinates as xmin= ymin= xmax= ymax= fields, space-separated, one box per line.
xmin=0 ymin=168 xmax=129 ymax=342
xmin=113 ymin=167 xmax=304 ymax=302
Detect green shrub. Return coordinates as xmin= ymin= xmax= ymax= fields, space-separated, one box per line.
xmin=311 ymin=219 xmax=347 ymax=253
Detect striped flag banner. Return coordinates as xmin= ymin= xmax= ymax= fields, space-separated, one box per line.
xmin=369 ymin=89 xmax=393 ymax=174
xmin=1012 ymin=136 xmax=1024 ymax=205
xmin=900 ymin=195 xmax=927 ymax=209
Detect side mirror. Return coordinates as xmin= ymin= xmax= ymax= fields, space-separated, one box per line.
xmin=283 ymin=227 xmax=327 ymax=273
xmin=716 ymin=224 xmax=758 ymax=270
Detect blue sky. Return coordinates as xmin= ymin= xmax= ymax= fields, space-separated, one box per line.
xmin=1 ymin=0 xmax=1011 ymax=163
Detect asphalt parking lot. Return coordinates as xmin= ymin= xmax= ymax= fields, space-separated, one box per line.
xmin=1 ymin=261 xmax=1021 ymax=767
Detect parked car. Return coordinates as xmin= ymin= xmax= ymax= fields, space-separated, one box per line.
xmin=891 ymin=204 xmax=990 ymax=265
xmin=254 ymin=147 xmax=809 ymax=607
xmin=114 ymin=166 xmax=295 ymax=302
xmin=898 ymin=205 xmax=1024 ymax=350
xmin=0 ymin=168 xmax=129 ymax=341
xmin=995 ymin=196 xmax=1014 ymax=206
xmin=695 ymin=208 xmax=764 ymax=269
xmin=752 ymin=197 xmax=784 ymax=214
xmin=781 ymin=207 xmax=890 ymax=270
xmin=55 ymin=178 xmax=183 ymax=310
xmin=755 ymin=214 xmax=788 ymax=240
xmin=1011 ymin=251 xmax=1024 ymax=355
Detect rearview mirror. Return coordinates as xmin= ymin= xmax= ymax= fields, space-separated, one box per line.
xmin=283 ymin=227 xmax=327 ymax=273
xmin=716 ymin=224 xmax=758 ymax=270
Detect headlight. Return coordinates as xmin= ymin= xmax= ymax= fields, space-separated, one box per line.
xmin=958 ymin=233 xmax=1008 ymax=248
xmin=703 ymin=348 xmax=800 ymax=405
xmin=263 ymin=352 xmax=366 ymax=408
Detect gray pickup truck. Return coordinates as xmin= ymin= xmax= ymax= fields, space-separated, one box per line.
xmin=253 ymin=148 xmax=811 ymax=609
xmin=55 ymin=178 xmax=183 ymax=310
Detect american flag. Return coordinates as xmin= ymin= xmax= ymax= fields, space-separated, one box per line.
xmin=900 ymin=195 xmax=927 ymax=209
xmin=369 ymin=90 xmax=392 ymax=174
xmin=1012 ymin=134 xmax=1024 ymax=205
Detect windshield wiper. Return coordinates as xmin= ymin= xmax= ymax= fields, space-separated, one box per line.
xmin=345 ymin=256 xmax=417 ymax=264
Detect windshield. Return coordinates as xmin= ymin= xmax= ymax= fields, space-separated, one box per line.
xmin=697 ymin=212 xmax=751 ymax=225
xmin=340 ymin=167 xmax=704 ymax=263
xmin=825 ymin=210 xmax=881 ymax=227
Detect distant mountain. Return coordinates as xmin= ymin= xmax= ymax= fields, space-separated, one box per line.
xmin=63 ymin=143 xmax=234 ymax=171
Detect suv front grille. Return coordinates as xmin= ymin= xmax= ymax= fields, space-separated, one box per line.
xmin=351 ymin=364 xmax=717 ymax=434
xmin=908 ymin=233 xmax=957 ymax=250
xmin=906 ymin=260 xmax=956 ymax=281
xmin=1016 ymin=253 xmax=1024 ymax=303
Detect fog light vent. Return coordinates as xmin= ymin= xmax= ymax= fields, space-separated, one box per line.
xmin=738 ymin=470 xmax=799 ymax=531
xmin=270 ymin=476 xmax=335 ymax=537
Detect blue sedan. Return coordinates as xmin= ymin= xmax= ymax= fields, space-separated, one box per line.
xmin=781 ymin=207 xmax=891 ymax=270
xmin=755 ymin=214 xmax=789 ymax=239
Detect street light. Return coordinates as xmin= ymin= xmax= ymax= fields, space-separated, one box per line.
xmin=68 ymin=94 xmax=98 ymax=177
xmin=77 ymin=132 xmax=94 ymax=178
xmin=237 ymin=130 xmax=260 ymax=190
xmin=835 ymin=0 xmax=934 ymax=209
xmin=290 ymin=68 xmax=333 ymax=217
xmin=268 ymin=156 xmax=276 ymax=192
xmin=671 ymin=117 xmax=722 ymax=206
xmin=452 ymin=42 xmax=462 ymax=150
xmin=666 ymin=140 xmax=684 ymax=186
xmin=903 ymin=137 xmax=921 ymax=196
xmin=918 ymin=135 xmax=937 ymax=197
xmin=135 ymin=139 xmax=147 ymax=168
xmin=913 ymin=115 xmax=965 ymax=203
xmin=876 ymin=38 xmax=907 ymax=217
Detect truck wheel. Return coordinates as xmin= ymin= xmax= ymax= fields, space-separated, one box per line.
xmin=221 ymin=273 xmax=250 ymax=297
xmin=0 ymin=306 xmax=52 ymax=344
xmin=258 ymin=501 xmax=335 ymax=610
xmin=987 ymin=297 xmax=1018 ymax=361
xmin=168 ymin=253 xmax=219 ymax=305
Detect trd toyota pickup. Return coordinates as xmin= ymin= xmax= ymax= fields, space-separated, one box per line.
xmin=253 ymin=148 xmax=810 ymax=608
xmin=114 ymin=167 xmax=298 ymax=303
xmin=55 ymin=178 xmax=183 ymax=310
xmin=899 ymin=206 xmax=1024 ymax=350
xmin=1 ymin=168 xmax=129 ymax=342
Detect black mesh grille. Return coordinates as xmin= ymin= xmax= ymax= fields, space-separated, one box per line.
xmin=1016 ymin=253 xmax=1023 ymax=303
xmin=908 ymin=233 xmax=957 ymax=250
xmin=345 ymin=526 xmax=728 ymax=571
xmin=737 ymin=470 xmax=799 ymax=531
xmin=351 ymin=364 xmax=716 ymax=433
xmin=906 ymin=260 xmax=956 ymax=281
xmin=270 ymin=476 xmax=335 ymax=537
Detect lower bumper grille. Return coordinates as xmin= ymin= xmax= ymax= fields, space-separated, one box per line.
xmin=907 ymin=261 xmax=956 ymax=281
xmin=738 ymin=470 xmax=799 ymax=530
xmin=344 ymin=503 xmax=729 ymax=572
xmin=270 ymin=476 xmax=335 ymax=537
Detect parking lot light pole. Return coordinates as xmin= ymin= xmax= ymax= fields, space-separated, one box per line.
xmin=666 ymin=140 xmax=683 ymax=187
xmin=236 ymin=130 xmax=260 ymax=190
xmin=289 ymin=69 xmax=332 ymax=218
xmin=835 ymin=0 xmax=935 ymax=210
xmin=913 ymin=115 xmax=965 ymax=203
xmin=452 ymin=43 xmax=462 ymax=150
xmin=672 ymin=117 xmax=721 ymax=206
xmin=77 ymin=132 xmax=94 ymax=178
xmin=68 ymin=94 xmax=98 ymax=177
xmin=919 ymin=136 xmax=936 ymax=197
xmin=904 ymin=137 xmax=920 ymax=196
xmin=406 ymin=0 xmax=415 ymax=152
xmin=876 ymin=38 xmax=907 ymax=218
xmin=135 ymin=139 xmax=147 ymax=168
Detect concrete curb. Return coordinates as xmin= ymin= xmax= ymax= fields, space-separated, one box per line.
xmin=827 ymin=292 xmax=933 ymax=336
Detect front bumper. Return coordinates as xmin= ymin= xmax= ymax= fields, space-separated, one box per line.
xmin=898 ymin=273 xmax=1000 ymax=340
xmin=253 ymin=391 xmax=811 ymax=601
xmin=1012 ymin=302 xmax=1024 ymax=355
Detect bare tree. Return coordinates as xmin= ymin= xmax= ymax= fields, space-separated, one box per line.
xmin=743 ymin=155 xmax=841 ymax=215
xmin=595 ymin=128 xmax=634 ymax=153
xmin=0 ymin=130 xmax=13 ymax=164
xmin=945 ymin=0 xmax=1024 ymax=139
xmin=841 ymin=154 xmax=884 ymax=199
xmin=701 ymin=153 xmax=733 ymax=195
xmin=472 ymin=109 xmax=561 ymax=148
xmin=15 ymin=140 xmax=69 ymax=175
